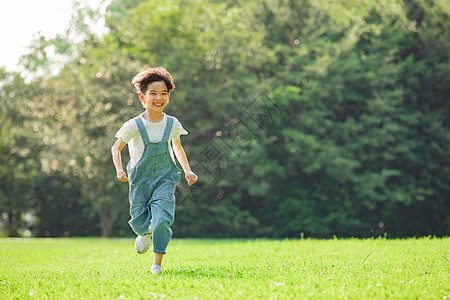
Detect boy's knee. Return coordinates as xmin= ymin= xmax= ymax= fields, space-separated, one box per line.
xmin=153 ymin=216 xmax=173 ymax=229
xmin=152 ymin=212 xmax=174 ymax=231
xmin=129 ymin=220 xmax=151 ymax=236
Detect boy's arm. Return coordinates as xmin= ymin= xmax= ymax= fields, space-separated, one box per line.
xmin=172 ymin=137 xmax=198 ymax=186
xmin=111 ymin=137 xmax=128 ymax=182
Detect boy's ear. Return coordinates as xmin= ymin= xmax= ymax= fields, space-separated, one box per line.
xmin=138 ymin=92 xmax=145 ymax=102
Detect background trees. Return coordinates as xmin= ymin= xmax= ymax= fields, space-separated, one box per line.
xmin=0 ymin=0 xmax=448 ymax=238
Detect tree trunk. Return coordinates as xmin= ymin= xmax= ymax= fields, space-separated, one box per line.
xmin=98 ymin=204 xmax=114 ymax=237
xmin=7 ymin=211 xmax=19 ymax=237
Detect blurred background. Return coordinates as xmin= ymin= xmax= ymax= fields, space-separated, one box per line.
xmin=0 ymin=0 xmax=448 ymax=238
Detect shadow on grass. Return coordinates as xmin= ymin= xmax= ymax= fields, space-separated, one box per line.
xmin=128 ymin=255 xmax=249 ymax=279
xmin=161 ymin=268 xmax=248 ymax=279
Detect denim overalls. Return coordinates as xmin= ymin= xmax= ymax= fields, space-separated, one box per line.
xmin=127 ymin=116 xmax=181 ymax=255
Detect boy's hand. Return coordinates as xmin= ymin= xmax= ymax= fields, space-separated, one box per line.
xmin=117 ymin=170 xmax=128 ymax=182
xmin=185 ymin=171 xmax=198 ymax=186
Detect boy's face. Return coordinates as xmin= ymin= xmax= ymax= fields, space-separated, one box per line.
xmin=139 ymin=81 xmax=170 ymax=113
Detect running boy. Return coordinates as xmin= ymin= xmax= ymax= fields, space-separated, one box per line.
xmin=111 ymin=67 xmax=198 ymax=274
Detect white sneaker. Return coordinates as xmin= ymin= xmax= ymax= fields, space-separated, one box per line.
xmin=135 ymin=234 xmax=151 ymax=254
xmin=150 ymin=264 xmax=162 ymax=274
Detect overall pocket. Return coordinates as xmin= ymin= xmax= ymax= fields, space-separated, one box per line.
xmin=152 ymin=180 xmax=177 ymax=201
xmin=158 ymin=151 xmax=170 ymax=165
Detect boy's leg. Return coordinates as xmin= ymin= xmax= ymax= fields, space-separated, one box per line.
xmin=149 ymin=197 xmax=175 ymax=256
xmin=153 ymin=253 xmax=163 ymax=266
xmin=129 ymin=201 xmax=152 ymax=236
xmin=150 ymin=253 xmax=163 ymax=274
xmin=128 ymin=184 xmax=152 ymax=236
xmin=129 ymin=185 xmax=153 ymax=254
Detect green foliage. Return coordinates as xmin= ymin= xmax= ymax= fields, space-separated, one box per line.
xmin=246 ymin=0 xmax=450 ymax=238
xmin=0 ymin=0 xmax=448 ymax=237
xmin=0 ymin=69 xmax=43 ymax=236
xmin=0 ymin=68 xmax=103 ymax=237
xmin=33 ymin=175 xmax=101 ymax=237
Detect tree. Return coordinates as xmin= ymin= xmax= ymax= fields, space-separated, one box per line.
xmin=2 ymin=0 xmax=448 ymax=238
xmin=0 ymin=69 xmax=41 ymax=236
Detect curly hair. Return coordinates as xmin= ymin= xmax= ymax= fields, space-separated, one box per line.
xmin=131 ymin=67 xmax=175 ymax=95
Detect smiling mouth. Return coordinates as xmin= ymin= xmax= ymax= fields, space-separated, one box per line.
xmin=153 ymin=103 xmax=164 ymax=107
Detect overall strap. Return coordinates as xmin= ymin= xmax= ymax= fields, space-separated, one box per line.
xmin=134 ymin=117 xmax=151 ymax=146
xmin=161 ymin=116 xmax=173 ymax=142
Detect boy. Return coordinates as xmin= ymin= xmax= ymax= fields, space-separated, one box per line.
xmin=111 ymin=67 xmax=198 ymax=274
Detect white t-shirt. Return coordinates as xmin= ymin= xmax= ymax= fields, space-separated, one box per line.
xmin=115 ymin=113 xmax=188 ymax=169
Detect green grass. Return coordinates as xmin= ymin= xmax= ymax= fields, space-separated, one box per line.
xmin=0 ymin=237 xmax=448 ymax=299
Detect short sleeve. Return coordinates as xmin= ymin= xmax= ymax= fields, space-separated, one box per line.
xmin=170 ymin=117 xmax=188 ymax=140
xmin=115 ymin=119 xmax=138 ymax=143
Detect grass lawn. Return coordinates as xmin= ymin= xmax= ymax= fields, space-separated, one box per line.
xmin=0 ymin=237 xmax=448 ymax=299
